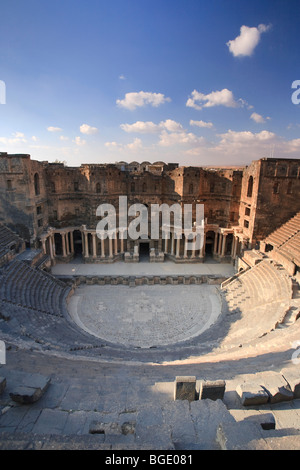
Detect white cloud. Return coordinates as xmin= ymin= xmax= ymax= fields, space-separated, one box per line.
xmin=0 ymin=132 xmax=27 ymax=144
xmin=158 ymin=130 xmax=204 ymax=147
xmin=121 ymin=121 xmax=159 ymax=134
xmin=250 ymin=112 xmax=270 ymax=123
xmin=126 ymin=137 xmax=143 ymax=150
xmin=47 ymin=126 xmax=62 ymax=132
xmin=227 ymin=24 xmax=271 ymax=57
xmin=80 ymin=123 xmax=98 ymax=135
xmin=186 ymin=88 xmax=241 ymax=110
xmin=190 ymin=119 xmax=214 ymax=129
xmin=60 ymin=135 xmax=69 ymax=141
xmin=119 ymin=74 xmax=126 ymax=80
xmin=31 ymin=136 xmax=38 ymax=142
xmin=105 ymin=138 xmax=143 ymax=152
xmin=73 ymin=136 xmax=86 ymax=146
xmin=116 ymin=91 xmax=171 ymax=110
xmin=120 ymin=119 xmax=183 ymax=134
xmin=162 ymin=119 xmax=183 ymax=132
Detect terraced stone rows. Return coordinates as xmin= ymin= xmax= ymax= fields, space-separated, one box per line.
xmin=0 ymin=260 xmax=68 ymax=316
xmin=265 ymin=212 xmax=300 ymax=248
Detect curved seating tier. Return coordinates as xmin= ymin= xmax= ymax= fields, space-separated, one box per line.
xmin=0 ymin=260 xmax=68 ymax=316
xmin=265 ymin=212 xmax=300 ymax=249
xmin=221 ymin=260 xmax=294 ymax=348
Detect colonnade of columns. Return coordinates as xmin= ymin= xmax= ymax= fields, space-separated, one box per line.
xmin=40 ymin=225 xmax=247 ymax=263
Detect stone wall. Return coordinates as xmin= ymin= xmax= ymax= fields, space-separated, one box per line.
xmin=0 ymin=153 xmax=299 ymax=258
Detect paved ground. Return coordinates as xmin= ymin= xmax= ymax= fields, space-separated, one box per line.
xmin=68 ymin=284 xmax=222 ymax=347
xmin=51 ymin=258 xmax=235 ymax=277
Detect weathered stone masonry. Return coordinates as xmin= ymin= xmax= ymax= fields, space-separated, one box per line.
xmin=0 ymin=153 xmax=299 ymax=265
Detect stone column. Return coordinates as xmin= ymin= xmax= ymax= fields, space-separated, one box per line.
xmin=100 ymin=235 xmax=105 ymax=258
xmin=65 ymin=232 xmax=70 ymax=255
xmin=231 ymin=236 xmax=237 ymax=258
xmin=120 ymin=230 xmax=125 ymax=253
xmin=92 ymin=233 xmax=97 ymax=258
xmin=184 ymin=236 xmax=188 ymax=258
xmin=176 ymin=235 xmax=181 ymax=258
xmin=221 ymin=234 xmax=227 ymax=257
xmin=70 ymin=231 xmax=74 ymax=254
xmin=114 ymin=232 xmax=118 ymax=255
xmin=171 ymin=232 xmax=175 ymax=256
xmin=191 ymin=235 xmax=196 ymax=258
xmin=52 ymin=235 xmax=56 ymax=257
xmin=41 ymin=238 xmax=46 ymax=255
xmin=213 ymin=232 xmax=218 ymax=255
xmin=164 ymin=232 xmax=169 ymax=253
xmin=62 ymin=233 xmax=67 ymax=257
xmin=109 ymin=236 xmax=113 ymax=258
xmin=84 ymin=232 xmax=89 ymax=258
xmin=200 ymin=234 xmax=205 ymax=258
xmin=218 ymin=233 xmax=223 ymax=255
xmin=48 ymin=236 xmax=54 ymax=260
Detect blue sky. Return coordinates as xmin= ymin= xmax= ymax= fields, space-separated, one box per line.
xmin=0 ymin=0 xmax=299 ymax=167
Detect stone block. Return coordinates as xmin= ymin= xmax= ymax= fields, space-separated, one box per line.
xmin=10 ymin=386 xmax=44 ymax=404
xmin=198 ymin=380 xmax=226 ymax=401
xmin=174 ymin=376 xmax=196 ymax=401
xmin=236 ymin=382 xmax=269 ymax=406
xmin=9 ymin=374 xmax=50 ymax=404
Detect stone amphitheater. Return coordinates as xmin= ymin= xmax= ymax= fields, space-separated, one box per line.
xmin=0 ymin=214 xmax=300 ymax=451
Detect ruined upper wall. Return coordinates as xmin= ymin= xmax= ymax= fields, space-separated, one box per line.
xmin=239 ymin=158 xmax=300 ymax=244
xmin=0 ymin=153 xmax=299 ymax=244
xmin=0 ymin=153 xmax=49 ymax=242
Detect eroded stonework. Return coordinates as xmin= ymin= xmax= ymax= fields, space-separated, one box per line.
xmin=0 ymin=152 xmax=299 ymax=272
